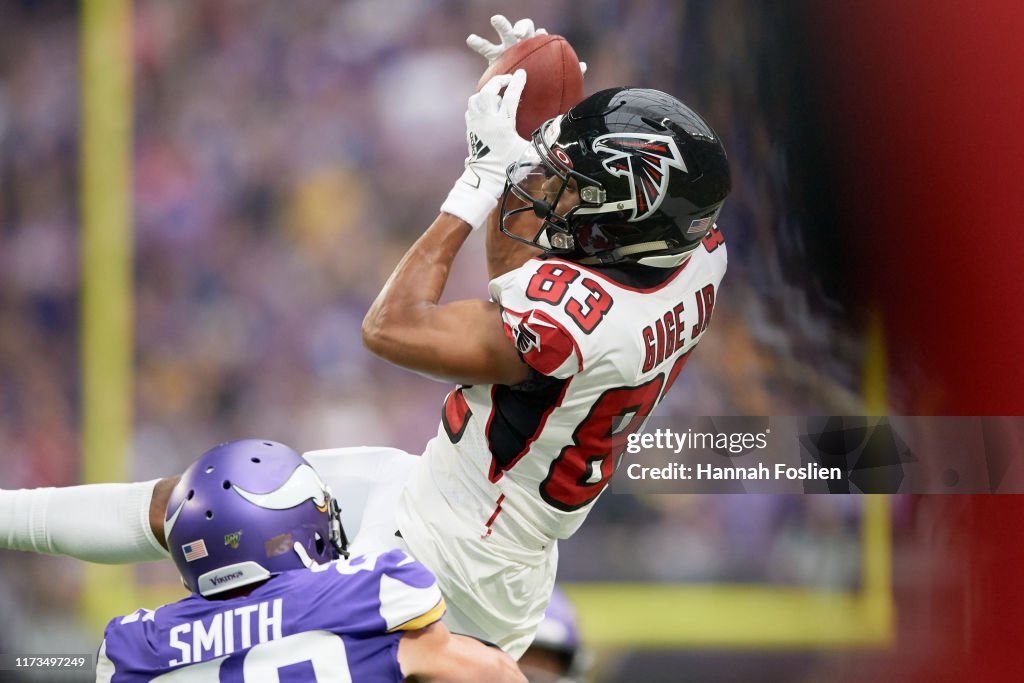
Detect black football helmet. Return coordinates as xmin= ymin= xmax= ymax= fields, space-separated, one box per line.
xmin=500 ymin=87 xmax=731 ymax=267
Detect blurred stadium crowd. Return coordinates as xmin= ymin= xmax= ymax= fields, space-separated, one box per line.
xmin=1 ymin=0 xmax=872 ymax=677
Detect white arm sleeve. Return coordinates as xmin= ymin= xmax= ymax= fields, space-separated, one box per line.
xmin=95 ymin=640 xmax=115 ymax=683
xmin=0 ymin=479 xmax=169 ymax=563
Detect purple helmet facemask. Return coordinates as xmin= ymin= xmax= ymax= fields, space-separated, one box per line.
xmin=165 ymin=439 xmax=348 ymax=597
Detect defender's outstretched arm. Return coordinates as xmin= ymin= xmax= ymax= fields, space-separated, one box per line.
xmin=1 ymin=475 xmax=179 ymax=563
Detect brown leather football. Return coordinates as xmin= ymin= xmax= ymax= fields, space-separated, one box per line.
xmin=476 ymin=34 xmax=585 ymax=139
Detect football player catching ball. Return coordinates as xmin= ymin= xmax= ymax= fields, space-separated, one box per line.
xmin=2 ymin=16 xmax=730 ymax=659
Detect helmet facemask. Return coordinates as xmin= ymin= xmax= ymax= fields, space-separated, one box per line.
xmin=325 ymin=493 xmax=350 ymax=560
xmin=500 ymin=116 xmax=608 ymax=255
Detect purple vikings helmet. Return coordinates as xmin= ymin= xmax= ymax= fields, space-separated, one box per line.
xmin=165 ymin=439 xmax=348 ymax=597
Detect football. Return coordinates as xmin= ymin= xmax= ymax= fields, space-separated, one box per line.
xmin=476 ymin=34 xmax=585 ymax=139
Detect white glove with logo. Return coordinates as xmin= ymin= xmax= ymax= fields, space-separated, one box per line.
xmin=466 ymin=14 xmax=587 ymax=74
xmin=441 ymin=70 xmax=529 ymax=231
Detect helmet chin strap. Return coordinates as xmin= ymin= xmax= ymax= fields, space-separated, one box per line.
xmin=577 ymin=240 xmax=695 ymax=268
xmin=636 ymin=251 xmax=694 ymax=268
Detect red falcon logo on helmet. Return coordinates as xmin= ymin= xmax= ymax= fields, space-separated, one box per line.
xmin=592 ymin=134 xmax=687 ymax=221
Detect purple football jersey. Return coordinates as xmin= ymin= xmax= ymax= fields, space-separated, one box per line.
xmin=97 ymin=549 xmax=444 ymax=682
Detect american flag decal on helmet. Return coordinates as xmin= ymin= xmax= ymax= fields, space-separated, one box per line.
xmin=592 ymin=133 xmax=687 ymax=221
xmin=182 ymin=539 xmax=209 ymax=562
xmin=687 ymin=212 xmax=718 ymax=236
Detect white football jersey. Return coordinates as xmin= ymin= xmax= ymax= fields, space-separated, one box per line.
xmin=405 ymin=227 xmax=728 ymax=549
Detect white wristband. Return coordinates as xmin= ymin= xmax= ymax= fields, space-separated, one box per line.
xmin=440 ymin=169 xmax=504 ymax=231
xmin=0 ymin=480 xmax=169 ymax=563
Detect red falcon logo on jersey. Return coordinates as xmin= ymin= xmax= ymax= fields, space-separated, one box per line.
xmin=514 ymin=318 xmax=542 ymax=354
xmin=592 ymin=133 xmax=687 ymax=221
xmin=506 ymin=309 xmax=580 ymax=376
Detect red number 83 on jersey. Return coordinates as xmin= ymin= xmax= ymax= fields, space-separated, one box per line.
xmin=526 ymin=262 xmax=613 ymax=334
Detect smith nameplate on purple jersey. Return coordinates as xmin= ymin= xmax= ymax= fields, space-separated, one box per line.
xmin=97 ymin=549 xmax=444 ymax=682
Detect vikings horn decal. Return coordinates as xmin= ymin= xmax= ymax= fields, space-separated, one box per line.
xmin=233 ymin=464 xmax=330 ymax=512
xmin=164 ymin=497 xmax=188 ymax=538
xmin=592 ymin=133 xmax=687 ymax=221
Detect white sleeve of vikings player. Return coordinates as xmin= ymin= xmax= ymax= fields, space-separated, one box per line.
xmin=488 ymin=258 xmax=588 ymax=379
xmin=95 ymin=640 xmax=115 ymax=683
xmin=0 ymin=480 xmax=168 ymax=564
